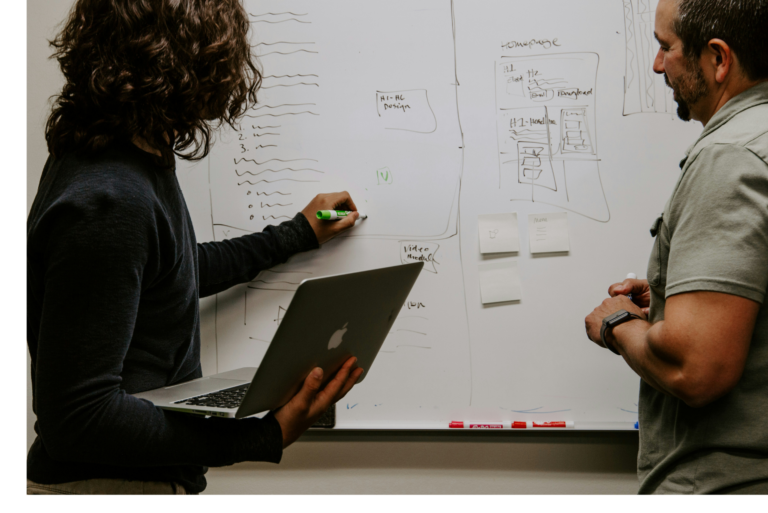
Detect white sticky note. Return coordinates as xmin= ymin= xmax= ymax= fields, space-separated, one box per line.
xmin=528 ymin=212 xmax=570 ymax=254
xmin=479 ymin=260 xmax=522 ymax=304
xmin=478 ymin=213 xmax=519 ymax=254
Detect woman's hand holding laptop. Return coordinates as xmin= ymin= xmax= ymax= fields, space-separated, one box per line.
xmin=274 ymin=357 xmax=363 ymax=448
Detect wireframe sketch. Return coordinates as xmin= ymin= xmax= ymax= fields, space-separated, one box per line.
xmin=622 ymin=0 xmax=674 ymax=115
xmin=207 ymin=1 xmax=463 ymax=240
xmin=496 ymin=53 xmax=609 ymax=222
xmin=207 ymin=1 xmax=473 ymax=417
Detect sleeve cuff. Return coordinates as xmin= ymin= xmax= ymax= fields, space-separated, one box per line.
xmin=666 ymin=277 xmax=765 ymax=304
xmin=272 ymin=213 xmax=319 ymax=259
xmin=234 ymin=412 xmax=283 ymax=464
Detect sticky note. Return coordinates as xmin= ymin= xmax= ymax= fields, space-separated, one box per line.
xmin=528 ymin=212 xmax=570 ymax=254
xmin=479 ymin=260 xmax=522 ymax=304
xmin=478 ymin=213 xmax=519 ymax=254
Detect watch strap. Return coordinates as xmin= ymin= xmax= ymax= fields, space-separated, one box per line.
xmin=600 ymin=322 xmax=621 ymax=355
xmin=601 ymin=310 xmax=642 ymax=355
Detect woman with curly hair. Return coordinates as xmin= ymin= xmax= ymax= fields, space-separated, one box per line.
xmin=27 ymin=0 xmax=362 ymax=494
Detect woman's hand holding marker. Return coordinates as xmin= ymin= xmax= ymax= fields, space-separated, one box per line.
xmin=301 ymin=191 xmax=363 ymax=245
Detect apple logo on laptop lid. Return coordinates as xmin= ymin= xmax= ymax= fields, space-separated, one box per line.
xmin=327 ymin=322 xmax=348 ymax=350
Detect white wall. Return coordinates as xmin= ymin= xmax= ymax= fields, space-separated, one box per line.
xmin=27 ymin=0 xmax=639 ymax=494
xmin=27 ymin=0 xmax=70 ymax=457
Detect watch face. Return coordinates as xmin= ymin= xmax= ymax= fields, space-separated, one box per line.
xmin=606 ymin=310 xmax=629 ymax=326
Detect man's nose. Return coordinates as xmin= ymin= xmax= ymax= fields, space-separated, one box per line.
xmin=652 ymin=47 xmax=665 ymax=75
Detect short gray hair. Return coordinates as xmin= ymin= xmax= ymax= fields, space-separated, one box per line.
xmin=674 ymin=0 xmax=768 ymax=80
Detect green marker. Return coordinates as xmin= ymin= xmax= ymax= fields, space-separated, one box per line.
xmin=316 ymin=210 xmax=368 ymax=220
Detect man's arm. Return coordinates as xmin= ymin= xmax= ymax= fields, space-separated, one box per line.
xmin=587 ymin=143 xmax=768 ymax=408
xmin=586 ymin=290 xmax=759 ymax=407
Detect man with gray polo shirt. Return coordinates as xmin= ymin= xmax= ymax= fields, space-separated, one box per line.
xmin=585 ymin=0 xmax=768 ymax=494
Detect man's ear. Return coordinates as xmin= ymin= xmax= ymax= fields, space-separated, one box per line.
xmin=705 ymin=38 xmax=734 ymax=84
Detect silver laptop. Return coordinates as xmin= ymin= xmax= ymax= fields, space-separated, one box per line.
xmin=133 ymin=262 xmax=423 ymax=419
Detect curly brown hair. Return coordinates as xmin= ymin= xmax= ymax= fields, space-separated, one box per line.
xmin=45 ymin=0 xmax=261 ymax=167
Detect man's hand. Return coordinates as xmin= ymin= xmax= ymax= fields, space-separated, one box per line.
xmin=585 ymin=295 xmax=646 ymax=348
xmin=301 ymin=192 xmax=360 ymax=245
xmin=273 ymin=357 xmax=364 ymax=448
xmin=585 ymin=289 xmax=758 ymax=407
xmin=609 ymin=278 xmax=651 ymax=316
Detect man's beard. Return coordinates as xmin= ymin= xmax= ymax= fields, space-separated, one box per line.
xmin=664 ymin=60 xmax=707 ymax=121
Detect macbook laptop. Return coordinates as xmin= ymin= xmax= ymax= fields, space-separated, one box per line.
xmin=132 ymin=262 xmax=423 ymax=418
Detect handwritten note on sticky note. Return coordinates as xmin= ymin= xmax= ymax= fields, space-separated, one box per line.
xmin=528 ymin=212 xmax=570 ymax=254
xmin=478 ymin=213 xmax=520 ymax=254
xmin=479 ymin=260 xmax=522 ymax=304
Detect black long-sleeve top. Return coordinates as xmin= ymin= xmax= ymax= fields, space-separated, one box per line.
xmin=26 ymin=142 xmax=319 ymax=493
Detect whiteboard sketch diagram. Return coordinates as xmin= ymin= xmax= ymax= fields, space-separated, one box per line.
xmin=622 ymin=0 xmax=674 ymax=115
xmin=496 ymin=53 xmax=610 ymax=222
xmin=207 ymin=0 xmax=473 ymax=422
xmin=170 ymin=0 xmax=693 ymax=429
xmin=208 ymin=2 xmax=464 ymax=241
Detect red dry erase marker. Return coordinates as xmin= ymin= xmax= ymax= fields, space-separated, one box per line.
xmin=531 ymin=421 xmax=575 ymax=428
xmin=449 ymin=421 xmax=505 ymax=429
xmin=448 ymin=421 xmax=530 ymax=429
xmin=448 ymin=421 xmax=575 ymax=429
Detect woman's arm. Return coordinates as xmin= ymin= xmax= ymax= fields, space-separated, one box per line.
xmin=34 ymin=196 xmax=282 ymax=468
xmin=197 ymin=213 xmax=318 ymax=298
xmin=197 ymin=192 xmax=360 ymax=297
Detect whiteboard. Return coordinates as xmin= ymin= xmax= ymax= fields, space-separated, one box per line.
xmin=178 ymin=0 xmax=702 ymax=430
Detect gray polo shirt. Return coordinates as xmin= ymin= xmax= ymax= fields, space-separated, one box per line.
xmin=639 ymin=81 xmax=768 ymax=494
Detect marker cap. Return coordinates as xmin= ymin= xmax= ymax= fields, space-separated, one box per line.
xmin=317 ymin=210 xmax=348 ymax=220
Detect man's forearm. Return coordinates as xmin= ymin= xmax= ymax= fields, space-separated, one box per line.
xmin=611 ymin=319 xmax=686 ymax=399
xmin=591 ymin=291 xmax=757 ymax=408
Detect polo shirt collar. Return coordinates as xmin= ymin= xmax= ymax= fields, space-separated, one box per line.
xmin=678 ymin=81 xmax=768 ymax=168
xmin=693 ymin=81 xmax=768 ymax=151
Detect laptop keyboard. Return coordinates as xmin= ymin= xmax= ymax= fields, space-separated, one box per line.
xmin=174 ymin=383 xmax=250 ymax=409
